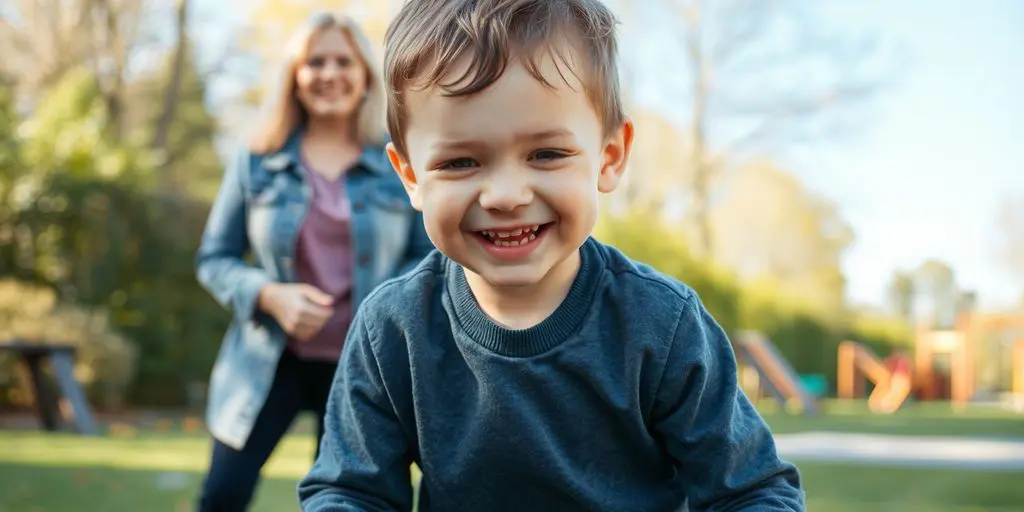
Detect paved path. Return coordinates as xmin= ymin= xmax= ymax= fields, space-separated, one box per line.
xmin=774 ymin=432 xmax=1024 ymax=470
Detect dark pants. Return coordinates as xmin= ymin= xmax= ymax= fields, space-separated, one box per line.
xmin=196 ymin=349 xmax=338 ymax=512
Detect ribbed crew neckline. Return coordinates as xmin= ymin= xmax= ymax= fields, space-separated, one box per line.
xmin=447 ymin=238 xmax=604 ymax=357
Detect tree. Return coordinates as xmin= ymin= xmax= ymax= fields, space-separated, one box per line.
xmin=0 ymin=67 xmax=230 ymax=405
xmin=613 ymin=108 xmax=692 ymax=217
xmin=0 ymin=77 xmax=24 ymax=275
xmin=886 ymin=270 xmax=915 ymax=323
xmin=1 ymin=0 xmax=229 ymax=199
xmin=995 ymin=191 xmax=1024 ymax=284
xmin=623 ymin=0 xmax=891 ymax=257
xmin=912 ymin=259 xmax=959 ymax=329
xmin=126 ymin=37 xmax=223 ymax=200
xmin=709 ymin=161 xmax=854 ymax=315
xmin=0 ymin=0 xmax=156 ymax=137
xmin=151 ymin=0 xmax=189 ymax=154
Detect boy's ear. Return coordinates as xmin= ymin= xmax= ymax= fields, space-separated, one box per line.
xmin=597 ymin=117 xmax=634 ymax=194
xmin=386 ymin=142 xmax=423 ymax=211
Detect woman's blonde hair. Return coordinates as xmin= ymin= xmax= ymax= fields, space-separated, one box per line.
xmin=249 ymin=13 xmax=385 ymax=154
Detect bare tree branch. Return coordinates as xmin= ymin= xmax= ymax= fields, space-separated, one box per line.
xmin=646 ymin=0 xmax=892 ymax=257
xmin=151 ymin=0 xmax=188 ymax=154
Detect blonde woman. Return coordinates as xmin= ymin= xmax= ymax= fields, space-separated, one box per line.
xmin=194 ymin=13 xmax=431 ymax=511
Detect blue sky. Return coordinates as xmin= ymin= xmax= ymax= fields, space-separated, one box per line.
xmin=205 ymin=0 xmax=1023 ymax=310
xmin=792 ymin=0 xmax=1023 ymax=309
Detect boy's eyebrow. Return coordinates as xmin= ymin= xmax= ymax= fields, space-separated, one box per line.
xmin=431 ymin=129 xmax=576 ymax=151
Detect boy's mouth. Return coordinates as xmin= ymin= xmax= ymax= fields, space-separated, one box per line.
xmin=476 ymin=223 xmax=552 ymax=247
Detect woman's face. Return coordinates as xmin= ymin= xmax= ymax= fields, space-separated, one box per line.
xmin=295 ymin=28 xmax=368 ymax=122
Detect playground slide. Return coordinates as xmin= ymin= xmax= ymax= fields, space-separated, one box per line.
xmin=733 ymin=331 xmax=819 ymax=416
xmin=837 ymin=341 xmax=913 ymax=414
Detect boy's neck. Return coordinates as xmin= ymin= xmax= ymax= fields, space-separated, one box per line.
xmin=464 ymin=250 xmax=581 ymax=330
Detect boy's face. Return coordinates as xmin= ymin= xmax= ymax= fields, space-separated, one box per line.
xmin=388 ymin=44 xmax=633 ymax=289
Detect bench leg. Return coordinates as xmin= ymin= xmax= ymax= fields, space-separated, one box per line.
xmin=50 ymin=352 xmax=99 ymax=436
xmin=24 ymin=355 xmax=61 ymax=431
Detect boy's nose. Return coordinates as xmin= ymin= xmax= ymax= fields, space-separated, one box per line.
xmin=478 ymin=172 xmax=533 ymax=212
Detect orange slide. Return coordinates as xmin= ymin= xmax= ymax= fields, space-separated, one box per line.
xmin=837 ymin=341 xmax=913 ymax=414
xmin=733 ymin=331 xmax=820 ymax=416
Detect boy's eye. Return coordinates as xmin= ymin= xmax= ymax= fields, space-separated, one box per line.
xmin=437 ymin=158 xmax=478 ymax=171
xmin=530 ymin=149 xmax=571 ymax=161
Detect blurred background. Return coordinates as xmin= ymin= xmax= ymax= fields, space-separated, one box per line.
xmin=0 ymin=0 xmax=1022 ymax=511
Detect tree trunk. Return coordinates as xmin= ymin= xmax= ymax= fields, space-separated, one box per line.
xmin=152 ymin=0 xmax=189 ymax=160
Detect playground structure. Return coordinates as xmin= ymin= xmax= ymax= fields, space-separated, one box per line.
xmin=838 ymin=312 xmax=1024 ymax=413
xmin=837 ymin=342 xmax=913 ymax=414
xmin=974 ymin=313 xmax=1024 ymax=411
xmin=732 ymin=331 xmax=820 ymax=416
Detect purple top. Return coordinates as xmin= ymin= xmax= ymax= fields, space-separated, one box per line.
xmin=287 ymin=160 xmax=354 ymax=361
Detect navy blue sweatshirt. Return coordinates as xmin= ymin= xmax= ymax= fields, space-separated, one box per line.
xmin=298 ymin=238 xmax=804 ymax=511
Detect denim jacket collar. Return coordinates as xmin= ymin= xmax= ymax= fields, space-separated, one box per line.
xmin=262 ymin=126 xmax=390 ymax=176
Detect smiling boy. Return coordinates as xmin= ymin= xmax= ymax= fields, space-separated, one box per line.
xmin=297 ymin=0 xmax=804 ymax=510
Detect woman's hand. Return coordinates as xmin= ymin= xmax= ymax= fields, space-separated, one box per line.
xmin=257 ymin=283 xmax=334 ymax=341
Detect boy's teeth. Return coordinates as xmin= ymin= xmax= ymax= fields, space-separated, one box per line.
xmin=481 ymin=224 xmax=545 ymax=246
xmin=489 ymin=231 xmax=539 ymax=247
xmin=494 ymin=229 xmax=522 ymax=238
xmin=490 ymin=225 xmax=542 ymax=237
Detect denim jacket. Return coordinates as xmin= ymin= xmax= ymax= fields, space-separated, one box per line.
xmin=195 ymin=129 xmax=433 ymax=449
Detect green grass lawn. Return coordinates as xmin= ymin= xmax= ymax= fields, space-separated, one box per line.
xmin=760 ymin=399 xmax=1024 ymax=438
xmin=0 ymin=401 xmax=1021 ymax=511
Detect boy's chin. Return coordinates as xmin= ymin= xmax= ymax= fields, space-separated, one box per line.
xmin=463 ymin=263 xmax=549 ymax=291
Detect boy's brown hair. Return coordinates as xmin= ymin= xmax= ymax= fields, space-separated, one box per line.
xmin=383 ymin=0 xmax=625 ymax=158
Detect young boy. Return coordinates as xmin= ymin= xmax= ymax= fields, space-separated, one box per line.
xmin=299 ymin=0 xmax=805 ymax=510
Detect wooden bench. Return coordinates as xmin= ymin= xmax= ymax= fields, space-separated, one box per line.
xmin=1 ymin=340 xmax=99 ymax=435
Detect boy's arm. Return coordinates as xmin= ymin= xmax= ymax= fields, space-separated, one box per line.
xmin=652 ymin=295 xmax=805 ymax=511
xmin=298 ymin=311 xmax=414 ymax=512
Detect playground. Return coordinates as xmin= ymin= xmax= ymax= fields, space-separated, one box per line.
xmin=734 ymin=312 xmax=1024 ymax=417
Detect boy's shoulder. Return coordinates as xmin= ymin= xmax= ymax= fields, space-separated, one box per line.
xmin=591 ymin=238 xmax=701 ymax=313
xmin=358 ymin=249 xmax=449 ymax=322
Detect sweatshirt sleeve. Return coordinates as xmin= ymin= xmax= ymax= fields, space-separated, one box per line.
xmin=298 ymin=309 xmax=414 ymax=512
xmin=651 ymin=294 xmax=805 ymax=511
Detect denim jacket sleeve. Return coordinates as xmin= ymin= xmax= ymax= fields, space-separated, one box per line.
xmin=396 ymin=210 xmax=433 ymax=277
xmin=195 ymin=149 xmax=273 ymax=324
